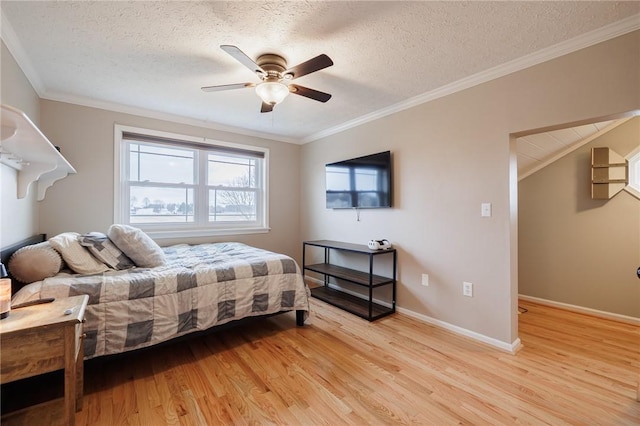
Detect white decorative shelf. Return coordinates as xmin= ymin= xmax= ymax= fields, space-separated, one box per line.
xmin=0 ymin=104 xmax=76 ymax=200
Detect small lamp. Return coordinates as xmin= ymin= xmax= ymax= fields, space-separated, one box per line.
xmin=0 ymin=263 xmax=10 ymax=319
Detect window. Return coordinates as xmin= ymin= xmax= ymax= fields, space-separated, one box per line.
xmin=625 ymin=148 xmax=640 ymax=199
xmin=115 ymin=125 xmax=269 ymax=238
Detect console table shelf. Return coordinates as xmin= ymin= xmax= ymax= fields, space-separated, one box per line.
xmin=311 ymin=286 xmax=392 ymax=319
xmin=304 ymin=263 xmax=393 ymax=288
xmin=303 ymin=240 xmax=396 ymax=321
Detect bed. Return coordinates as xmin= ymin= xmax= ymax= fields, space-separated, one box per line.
xmin=5 ymin=235 xmax=310 ymax=360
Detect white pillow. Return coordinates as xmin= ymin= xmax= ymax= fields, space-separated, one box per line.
xmin=107 ymin=224 xmax=165 ymax=268
xmin=8 ymin=241 xmax=64 ymax=283
xmin=49 ymin=232 xmax=110 ymax=274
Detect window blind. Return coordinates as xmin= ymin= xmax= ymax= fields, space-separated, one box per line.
xmin=122 ymin=132 xmax=265 ymax=159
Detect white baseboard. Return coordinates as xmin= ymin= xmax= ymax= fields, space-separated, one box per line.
xmin=518 ymin=294 xmax=640 ymax=326
xmin=397 ymin=307 xmax=522 ymax=354
xmin=306 ymin=276 xmax=521 ymax=354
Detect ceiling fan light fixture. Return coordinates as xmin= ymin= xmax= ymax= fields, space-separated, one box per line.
xmin=255 ymin=81 xmax=290 ymax=105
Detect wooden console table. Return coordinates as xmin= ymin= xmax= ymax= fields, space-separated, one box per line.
xmin=0 ymin=295 xmax=88 ymax=425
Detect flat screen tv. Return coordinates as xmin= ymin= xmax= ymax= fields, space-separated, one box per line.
xmin=326 ymin=151 xmax=392 ymax=209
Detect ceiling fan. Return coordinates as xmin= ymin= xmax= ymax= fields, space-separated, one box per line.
xmin=201 ymin=45 xmax=333 ymax=113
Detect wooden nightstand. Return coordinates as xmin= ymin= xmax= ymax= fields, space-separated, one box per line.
xmin=0 ymin=295 xmax=88 ymax=426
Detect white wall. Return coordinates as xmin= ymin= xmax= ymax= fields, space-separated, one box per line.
xmin=300 ymin=31 xmax=640 ymax=346
xmin=0 ymin=40 xmax=40 ymax=247
xmin=37 ymin=100 xmax=303 ymax=262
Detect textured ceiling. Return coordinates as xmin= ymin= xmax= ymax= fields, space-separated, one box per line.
xmin=1 ymin=1 xmax=639 ymax=143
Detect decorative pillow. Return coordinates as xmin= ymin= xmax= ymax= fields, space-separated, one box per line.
xmin=49 ymin=232 xmax=110 ymax=274
xmin=107 ymin=224 xmax=165 ymax=268
xmin=78 ymin=232 xmax=135 ymax=270
xmin=8 ymin=242 xmax=64 ymax=284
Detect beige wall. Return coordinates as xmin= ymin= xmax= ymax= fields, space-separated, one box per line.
xmin=300 ymin=31 xmax=639 ymax=346
xmin=0 ymin=40 xmax=40 ymax=247
xmin=3 ymin=29 xmax=639 ymax=346
xmin=37 ymin=101 xmax=302 ymax=262
xmin=0 ymin=41 xmax=39 ymax=123
xmin=519 ymin=118 xmax=639 ymax=318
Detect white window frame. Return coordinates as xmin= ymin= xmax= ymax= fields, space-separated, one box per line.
xmin=114 ymin=125 xmax=270 ymax=239
xmin=624 ymin=146 xmax=640 ymax=200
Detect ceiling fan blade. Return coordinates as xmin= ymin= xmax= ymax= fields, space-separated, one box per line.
xmin=220 ymin=45 xmax=266 ymax=76
xmin=201 ymin=82 xmax=255 ymax=92
xmin=284 ymin=54 xmax=333 ymax=80
xmin=289 ymin=84 xmax=332 ymax=103
xmin=261 ymin=102 xmax=274 ymax=113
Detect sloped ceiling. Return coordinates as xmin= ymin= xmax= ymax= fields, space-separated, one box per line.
xmin=1 ymin=1 xmax=639 ymax=144
xmin=517 ymin=120 xmax=619 ymax=179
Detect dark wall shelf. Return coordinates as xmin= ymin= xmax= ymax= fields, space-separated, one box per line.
xmin=302 ymin=240 xmax=396 ymax=321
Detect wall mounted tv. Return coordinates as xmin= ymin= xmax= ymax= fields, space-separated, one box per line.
xmin=326 ymin=150 xmax=392 ymax=209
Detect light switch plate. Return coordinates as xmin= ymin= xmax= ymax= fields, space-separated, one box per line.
xmin=481 ymin=202 xmax=492 ymax=217
xmin=421 ymin=273 xmax=429 ymax=287
xmin=463 ymin=281 xmax=473 ymax=297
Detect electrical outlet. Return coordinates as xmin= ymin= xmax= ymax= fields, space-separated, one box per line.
xmin=463 ymin=281 xmax=473 ymax=297
xmin=421 ymin=273 xmax=429 ymax=287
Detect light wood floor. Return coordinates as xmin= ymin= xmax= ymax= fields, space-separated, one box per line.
xmin=75 ymin=299 xmax=639 ymax=425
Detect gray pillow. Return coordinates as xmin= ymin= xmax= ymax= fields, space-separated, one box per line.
xmin=107 ymin=224 xmax=165 ymax=268
xmin=78 ymin=232 xmax=135 ymax=270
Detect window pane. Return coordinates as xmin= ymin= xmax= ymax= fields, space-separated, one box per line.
xmin=357 ymin=192 xmax=382 ymax=207
xmin=129 ymin=143 xmax=140 ymax=181
xmin=208 ymin=154 xmax=256 ymax=187
xmin=629 ymin=152 xmax=640 ymax=191
xmin=326 ymin=166 xmax=351 ymax=191
xmin=354 ymin=168 xmax=379 ymax=191
xmin=209 ymin=188 xmax=256 ymax=222
xmin=326 ymin=192 xmax=353 ymax=209
xmin=130 ymin=186 xmax=194 ymax=223
xmin=129 ymin=143 xmax=195 ymax=184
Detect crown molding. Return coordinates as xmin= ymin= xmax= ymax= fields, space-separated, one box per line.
xmin=40 ymin=91 xmax=297 ymax=144
xmin=302 ymin=14 xmax=640 ymax=144
xmin=1 ymin=12 xmax=45 ymax=94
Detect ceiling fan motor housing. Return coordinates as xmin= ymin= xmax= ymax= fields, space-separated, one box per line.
xmin=256 ymin=54 xmax=289 ymax=79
